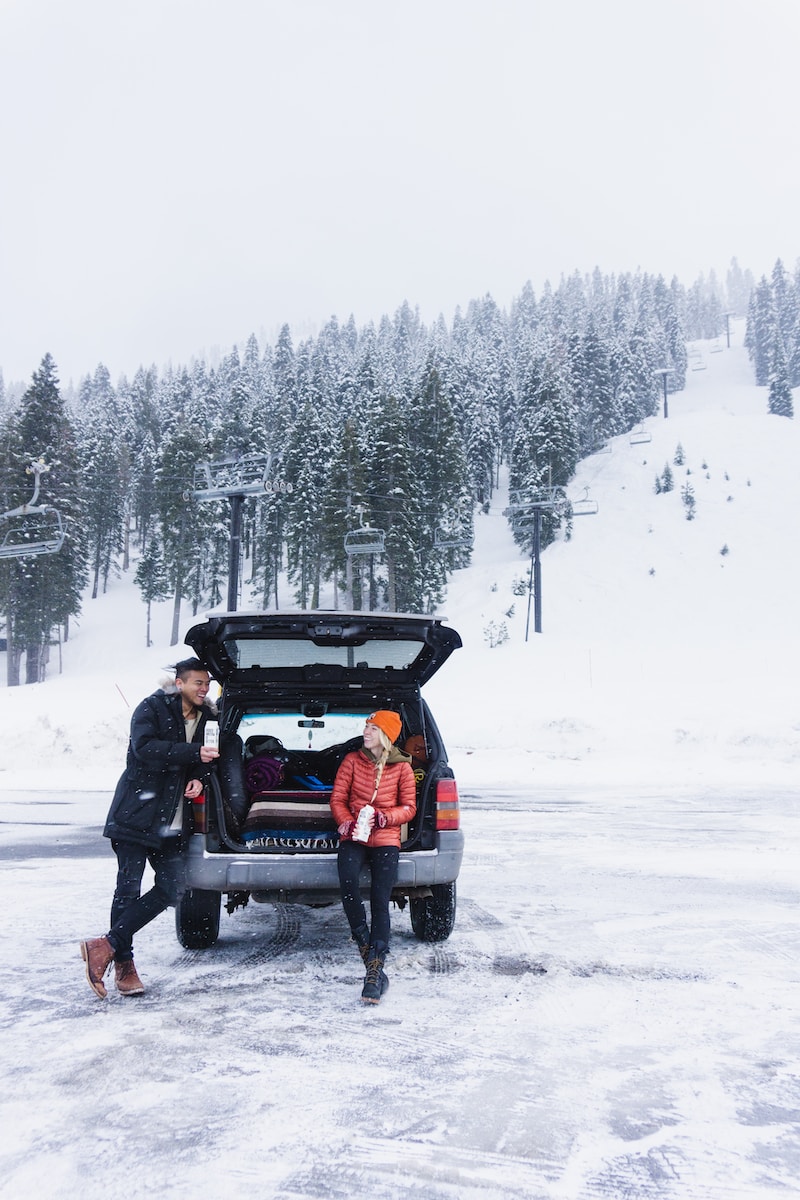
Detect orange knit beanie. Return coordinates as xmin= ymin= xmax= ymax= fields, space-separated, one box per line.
xmin=367 ymin=710 xmax=402 ymax=744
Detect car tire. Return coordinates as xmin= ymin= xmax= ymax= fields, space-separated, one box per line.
xmin=175 ymin=888 xmax=221 ymax=949
xmin=410 ymin=881 xmax=456 ymax=942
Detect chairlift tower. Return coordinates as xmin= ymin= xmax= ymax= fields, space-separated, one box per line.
xmin=190 ymin=453 xmax=292 ymax=611
xmin=722 ymin=311 xmax=735 ymax=349
xmin=505 ymin=488 xmax=563 ymax=638
xmin=655 ymin=367 xmax=673 ymax=419
xmin=505 ymin=486 xmax=597 ymax=638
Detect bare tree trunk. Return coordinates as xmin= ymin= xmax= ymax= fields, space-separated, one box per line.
xmin=25 ymin=641 xmax=41 ymax=683
xmin=146 ymin=599 xmax=152 ymax=648
xmin=170 ymin=577 xmax=182 ymax=646
xmin=386 ymin=554 xmax=396 ymax=611
xmin=91 ymin=548 xmax=101 ymax=600
xmin=311 ymin=551 xmax=321 ymax=608
xmin=6 ymin=617 xmax=21 ymax=687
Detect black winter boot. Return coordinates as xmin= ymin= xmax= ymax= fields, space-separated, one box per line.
xmin=352 ymin=923 xmax=370 ymax=961
xmin=361 ymin=944 xmax=388 ymax=1005
xmin=352 ymin=924 xmax=389 ymax=996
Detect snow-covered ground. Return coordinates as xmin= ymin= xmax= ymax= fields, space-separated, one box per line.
xmin=1 ymin=324 xmax=799 ymax=1198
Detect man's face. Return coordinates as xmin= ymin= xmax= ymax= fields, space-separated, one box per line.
xmin=176 ymin=671 xmax=210 ymax=708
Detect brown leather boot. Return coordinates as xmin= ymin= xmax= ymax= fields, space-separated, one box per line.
xmin=114 ymin=960 xmax=145 ymax=996
xmin=80 ymin=936 xmax=115 ymax=999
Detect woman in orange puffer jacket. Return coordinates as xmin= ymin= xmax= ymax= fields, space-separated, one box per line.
xmin=330 ymin=710 xmax=416 ymax=1004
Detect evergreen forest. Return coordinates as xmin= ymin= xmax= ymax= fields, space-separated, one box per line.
xmin=0 ymin=256 xmax=793 ymax=685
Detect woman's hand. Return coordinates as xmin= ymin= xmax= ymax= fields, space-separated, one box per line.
xmin=184 ymin=778 xmax=203 ymax=799
xmin=337 ymin=820 xmax=355 ymax=840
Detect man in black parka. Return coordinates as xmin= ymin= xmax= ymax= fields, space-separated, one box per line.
xmin=80 ymin=658 xmax=219 ymax=998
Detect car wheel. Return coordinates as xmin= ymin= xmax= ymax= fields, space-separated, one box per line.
xmin=175 ymin=888 xmax=221 ymax=949
xmin=410 ymin=881 xmax=456 ymax=942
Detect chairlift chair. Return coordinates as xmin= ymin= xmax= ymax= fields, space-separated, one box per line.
xmin=433 ymin=505 xmax=474 ymax=549
xmin=344 ymin=526 xmax=386 ymax=556
xmin=571 ymin=487 xmax=599 ymax=517
xmin=434 ymin=529 xmax=474 ymax=549
xmin=0 ymin=460 xmax=66 ymax=558
xmin=629 ymin=426 xmax=652 ymax=445
xmin=0 ymin=507 xmax=65 ymax=558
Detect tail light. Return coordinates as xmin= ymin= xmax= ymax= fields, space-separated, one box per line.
xmin=435 ymin=778 xmax=460 ymax=830
xmin=191 ymin=791 xmax=207 ymax=834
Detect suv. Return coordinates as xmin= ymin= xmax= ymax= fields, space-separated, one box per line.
xmin=176 ymin=611 xmax=464 ymax=949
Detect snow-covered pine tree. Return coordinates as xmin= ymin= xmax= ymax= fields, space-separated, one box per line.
xmin=0 ymin=355 xmax=87 ymax=683
xmin=154 ymin=416 xmax=208 ymax=645
xmin=409 ymin=363 xmax=472 ymax=611
xmin=580 ymin=314 xmax=624 ymax=446
xmin=364 ymin=391 xmax=424 ymax=612
xmin=745 ymin=276 xmax=776 ymax=386
xmin=134 ymin=531 xmax=170 ymax=646
xmin=283 ymin=396 xmax=332 ymax=608
xmin=320 ymin=416 xmax=368 ymax=610
xmin=508 ymin=358 xmax=573 ymax=550
xmin=767 ymin=335 xmax=794 ymax=418
xmin=726 ymin=257 xmax=754 ymax=317
xmin=77 ymin=364 xmax=126 ymax=599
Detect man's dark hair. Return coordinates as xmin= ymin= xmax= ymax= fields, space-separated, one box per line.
xmin=173 ymin=657 xmax=206 ymax=679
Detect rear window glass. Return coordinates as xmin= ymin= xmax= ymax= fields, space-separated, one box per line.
xmin=237 ymin=711 xmax=370 ymax=751
xmin=227 ymin=638 xmax=422 ymax=672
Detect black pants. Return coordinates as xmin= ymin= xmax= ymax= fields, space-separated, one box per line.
xmin=337 ymin=840 xmax=400 ymax=950
xmin=107 ymin=839 xmax=186 ymax=962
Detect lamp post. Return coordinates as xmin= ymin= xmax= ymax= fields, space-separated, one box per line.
xmin=655 ymin=368 xmax=673 ymax=419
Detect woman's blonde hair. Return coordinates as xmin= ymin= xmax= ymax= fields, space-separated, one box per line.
xmin=373 ymin=726 xmax=393 ymax=760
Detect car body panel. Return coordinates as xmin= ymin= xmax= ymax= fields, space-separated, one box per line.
xmin=183 ymin=828 xmax=465 ymax=895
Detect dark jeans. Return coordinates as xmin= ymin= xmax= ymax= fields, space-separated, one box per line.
xmin=337 ymin=840 xmax=400 ymax=950
xmin=107 ymin=839 xmax=186 ymax=962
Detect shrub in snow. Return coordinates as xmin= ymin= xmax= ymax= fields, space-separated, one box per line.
xmin=655 ymin=463 xmax=674 ymax=494
xmin=484 ymin=620 xmax=509 ymax=648
xmin=674 ymin=442 xmax=685 ymax=466
xmin=720 ymin=544 xmax=730 ymax=556
xmin=681 ymin=482 xmax=696 ymax=520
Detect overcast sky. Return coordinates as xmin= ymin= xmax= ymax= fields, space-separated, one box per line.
xmin=1 ymin=0 xmax=797 ymax=387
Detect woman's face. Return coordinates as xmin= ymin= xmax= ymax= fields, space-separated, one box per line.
xmin=363 ymin=722 xmax=382 ymax=753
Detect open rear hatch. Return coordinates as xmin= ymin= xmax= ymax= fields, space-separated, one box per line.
xmin=184 ymin=611 xmax=462 ymax=691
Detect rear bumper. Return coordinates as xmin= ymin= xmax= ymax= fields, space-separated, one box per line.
xmin=183 ymin=829 xmax=464 ymax=897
